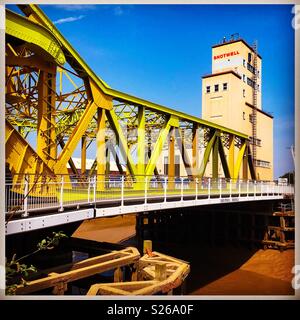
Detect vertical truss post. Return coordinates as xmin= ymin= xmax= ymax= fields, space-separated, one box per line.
xmin=136 ymin=107 xmax=145 ymax=190
xmin=212 ymin=133 xmax=219 ymax=180
xmin=81 ymin=136 xmax=87 ymax=176
xmin=233 ymin=141 xmax=247 ymax=180
xmin=243 ymin=145 xmax=248 ymax=180
xmin=106 ymin=143 xmax=110 ymax=176
xmin=121 ymin=175 xmax=124 ymax=207
xmin=97 ymin=108 xmax=106 ymax=191
xmin=93 ymin=176 xmax=96 ymax=204
xmin=228 ymin=135 xmax=235 ymax=178
xmin=37 ymin=70 xmax=57 ymax=164
xmin=22 ymin=175 xmax=29 ymax=217
xmin=168 ymin=127 xmax=175 ymax=190
xmin=88 ymin=177 xmax=91 ymax=203
xmin=144 ymin=176 xmax=147 ymax=205
xmin=192 ymin=124 xmax=199 ymax=176
xmin=254 ymin=180 xmax=257 ymax=198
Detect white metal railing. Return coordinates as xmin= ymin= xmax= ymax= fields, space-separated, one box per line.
xmin=5 ymin=175 xmax=294 ymax=218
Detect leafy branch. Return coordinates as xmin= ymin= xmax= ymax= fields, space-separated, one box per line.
xmin=6 ymin=231 xmax=68 ymax=295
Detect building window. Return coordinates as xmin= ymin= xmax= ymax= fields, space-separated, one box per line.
xmin=243 ymin=74 xmax=245 ymax=82
xmin=255 ymin=159 xmax=270 ymax=168
xmin=250 ymin=136 xmax=261 ymax=147
xmin=249 ymin=114 xmax=253 ymax=123
xmin=206 ymin=86 xmax=210 ymax=93
xmin=248 ymin=52 xmax=252 ymax=63
xmin=257 ymin=84 xmax=260 ymax=91
xmin=243 ymin=89 xmax=245 ymax=97
xmin=214 ymin=84 xmax=219 ymax=92
xmin=247 ymin=77 xmax=255 ymax=88
xmin=243 ymin=112 xmax=245 ymax=120
xmin=257 ymin=70 xmax=260 ymax=78
xmin=247 ymin=63 xmax=255 ymax=74
xmin=243 ymin=59 xmax=245 ymax=67
xmin=223 ymin=83 xmax=228 ymax=91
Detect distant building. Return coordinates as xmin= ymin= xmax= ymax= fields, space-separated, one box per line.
xmin=156 ymin=37 xmax=273 ymax=181
xmin=202 ymin=38 xmax=273 ymax=180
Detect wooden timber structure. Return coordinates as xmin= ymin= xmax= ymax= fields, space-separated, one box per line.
xmin=14 ymin=247 xmax=190 ymax=295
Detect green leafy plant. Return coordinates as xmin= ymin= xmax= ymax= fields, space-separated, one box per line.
xmin=6 ymin=231 xmax=68 ymax=295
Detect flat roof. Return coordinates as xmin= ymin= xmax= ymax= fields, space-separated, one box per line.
xmin=212 ymin=39 xmax=262 ymax=60
xmin=246 ymin=102 xmax=274 ymax=119
xmin=202 ymin=70 xmax=242 ymax=80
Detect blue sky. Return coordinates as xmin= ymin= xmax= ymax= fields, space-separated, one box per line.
xmin=8 ymin=4 xmax=295 ymax=178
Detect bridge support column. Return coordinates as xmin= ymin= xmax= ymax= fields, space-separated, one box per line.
xmin=135 ymin=107 xmax=145 ymax=190
xmin=228 ymin=135 xmax=235 ymax=178
xmin=212 ymin=134 xmax=219 ymax=189
xmin=243 ymin=146 xmax=248 ymax=180
xmin=37 ymin=69 xmax=57 ymax=165
xmin=192 ymin=124 xmax=199 ymax=176
xmin=81 ymin=136 xmax=87 ymax=176
xmin=97 ymin=108 xmax=106 ymax=191
xmin=168 ymin=127 xmax=175 ymax=189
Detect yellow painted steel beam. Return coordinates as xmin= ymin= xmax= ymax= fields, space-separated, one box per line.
xmin=53 ymin=101 xmax=98 ymax=174
xmin=192 ymin=124 xmax=199 ymax=175
xmin=243 ymin=145 xmax=248 ymax=180
xmin=97 ymin=109 xmax=106 ymax=190
xmin=218 ymin=137 xmax=230 ymax=179
xmin=18 ymin=5 xmax=249 ymax=140
xmin=6 ymin=9 xmax=65 ymax=65
xmin=228 ymin=135 xmax=235 ymax=178
xmin=145 ymin=116 xmax=176 ymax=176
xmin=168 ymin=127 xmax=175 ymax=188
xmin=199 ymin=131 xmax=217 ymax=178
xmin=212 ymin=135 xmax=219 ymax=179
xmin=37 ymin=70 xmax=57 ymax=165
xmin=247 ymin=145 xmax=257 ymax=180
xmin=174 ymin=129 xmax=193 ymax=177
xmin=81 ymin=136 xmax=87 ymax=175
xmin=137 ymin=107 xmax=145 ymax=176
xmin=106 ymin=109 xmax=137 ymax=176
xmin=6 ymin=54 xmax=57 ymax=74
xmin=5 ymin=120 xmax=53 ymax=184
xmin=233 ymin=141 xmax=247 ymax=180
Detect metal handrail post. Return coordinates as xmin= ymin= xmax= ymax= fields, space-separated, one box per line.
xmin=181 ymin=177 xmax=184 ymax=202
xmin=208 ymin=178 xmax=211 ymax=199
xmin=59 ymin=176 xmax=64 ymax=212
xmin=121 ymin=175 xmax=124 ymax=207
xmin=144 ymin=176 xmax=147 ymax=205
xmin=87 ymin=177 xmax=91 ymax=203
xmin=22 ymin=175 xmax=29 ymax=217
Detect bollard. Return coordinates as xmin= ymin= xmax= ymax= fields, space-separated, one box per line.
xmin=143 ymin=240 xmax=152 ymax=255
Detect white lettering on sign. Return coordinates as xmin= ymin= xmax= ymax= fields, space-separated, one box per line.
xmin=214 ymin=51 xmax=239 ymax=60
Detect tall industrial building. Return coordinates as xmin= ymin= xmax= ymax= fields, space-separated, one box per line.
xmin=202 ymin=37 xmax=273 ymax=180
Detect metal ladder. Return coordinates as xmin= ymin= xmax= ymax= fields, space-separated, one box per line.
xmin=251 ymin=41 xmax=258 ymax=167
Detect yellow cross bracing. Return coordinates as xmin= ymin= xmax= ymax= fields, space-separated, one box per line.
xmin=5 ymin=5 xmax=257 ymax=192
